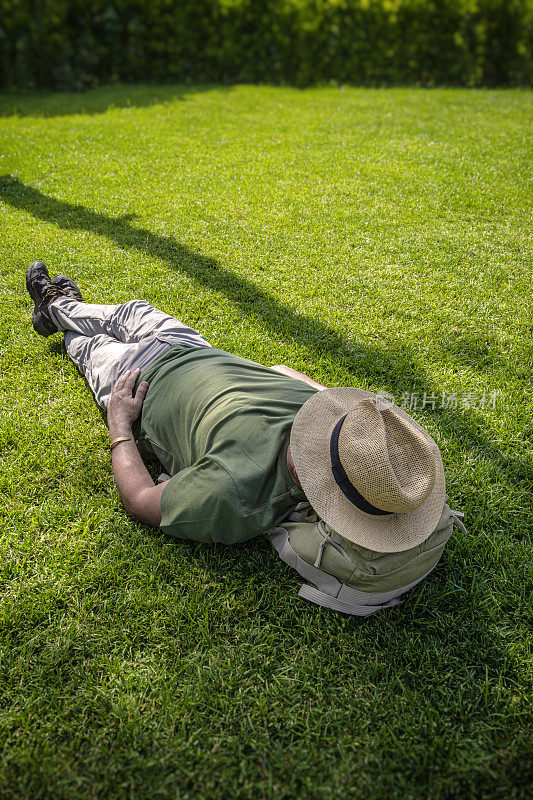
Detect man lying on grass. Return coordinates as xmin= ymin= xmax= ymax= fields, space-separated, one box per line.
xmin=26 ymin=260 xmax=460 ymax=616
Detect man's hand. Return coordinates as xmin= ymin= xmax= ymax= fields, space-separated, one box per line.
xmin=106 ymin=367 xmax=164 ymax=527
xmin=107 ymin=368 xmax=149 ymax=437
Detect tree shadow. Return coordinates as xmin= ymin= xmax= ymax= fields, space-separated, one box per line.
xmin=0 ymin=83 xmax=233 ymax=118
xmin=438 ymin=330 xmax=508 ymax=374
xmin=1 ymin=174 xmax=530 ymax=502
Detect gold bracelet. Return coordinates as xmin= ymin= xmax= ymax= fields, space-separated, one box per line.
xmin=110 ymin=435 xmax=132 ymax=450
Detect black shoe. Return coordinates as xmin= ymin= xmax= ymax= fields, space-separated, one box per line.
xmin=26 ymin=260 xmax=63 ymax=337
xmin=52 ymin=274 xmax=84 ymax=301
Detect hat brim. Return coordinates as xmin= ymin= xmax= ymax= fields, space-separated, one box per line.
xmin=290 ymin=388 xmax=446 ymax=553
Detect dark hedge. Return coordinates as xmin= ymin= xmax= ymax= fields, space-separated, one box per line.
xmin=0 ymin=0 xmax=531 ymax=90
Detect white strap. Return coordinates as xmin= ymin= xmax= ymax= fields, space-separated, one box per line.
xmin=314 ymin=536 xmax=329 ymax=568
xmin=317 ymin=520 xmax=357 ymax=567
xmin=298 ymin=584 xmax=403 ymax=616
xmin=451 ymin=510 xmax=469 ymax=536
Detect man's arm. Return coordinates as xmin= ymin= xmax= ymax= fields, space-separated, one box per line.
xmin=270 ymin=364 xmax=326 ymax=390
xmin=107 ymin=368 xmax=167 ymax=527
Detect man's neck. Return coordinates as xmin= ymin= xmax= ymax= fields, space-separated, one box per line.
xmin=286 ymin=446 xmax=302 ymax=488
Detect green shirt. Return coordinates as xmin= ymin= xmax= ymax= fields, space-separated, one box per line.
xmin=138 ymin=346 xmax=316 ymax=544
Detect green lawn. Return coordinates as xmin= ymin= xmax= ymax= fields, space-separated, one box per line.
xmin=0 ymin=84 xmax=531 ymax=800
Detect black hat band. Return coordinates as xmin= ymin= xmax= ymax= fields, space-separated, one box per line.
xmin=329 ymin=415 xmax=392 ymax=517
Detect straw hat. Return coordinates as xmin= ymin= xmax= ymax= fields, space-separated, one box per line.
xmin=290 ymin=388 xmax=446 ymax=553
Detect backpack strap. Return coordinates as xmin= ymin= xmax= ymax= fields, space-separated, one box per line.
xmin=315 ymin=519 xmax=357 ymax=567
xmin=298 ymin=584 xmax=404 ymax=616
xmin=268 ymin=527 xmax=342 ymax=596
xmin=267 ymin=526 xmax=434 ymax=617
xmin=451 ymin=510 xmax=469 ymax=536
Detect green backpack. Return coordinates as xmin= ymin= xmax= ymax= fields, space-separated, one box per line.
xmin=266 ymin=500 xmax=467 ymax=617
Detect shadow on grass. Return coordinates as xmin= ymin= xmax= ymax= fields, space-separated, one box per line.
xmin=2 ymin=174 xmax=530 ymax=505
xmin=0 ymin=83 xmax=233 ymax=118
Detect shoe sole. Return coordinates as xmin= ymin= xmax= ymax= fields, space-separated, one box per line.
xmin=32 ymin=308 xmax=57 ymax=337
xmin=26 ymin=260 xmax=59 ymax=336
xmin=25 ymin=260 xmax=51 ymax=304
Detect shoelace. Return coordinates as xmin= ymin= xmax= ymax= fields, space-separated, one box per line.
xmin=40 ymin=285 xmax=63 ymax=307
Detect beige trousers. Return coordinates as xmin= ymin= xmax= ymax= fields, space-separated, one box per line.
xmin=49 ymin=298 xmax=211 ymax=407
